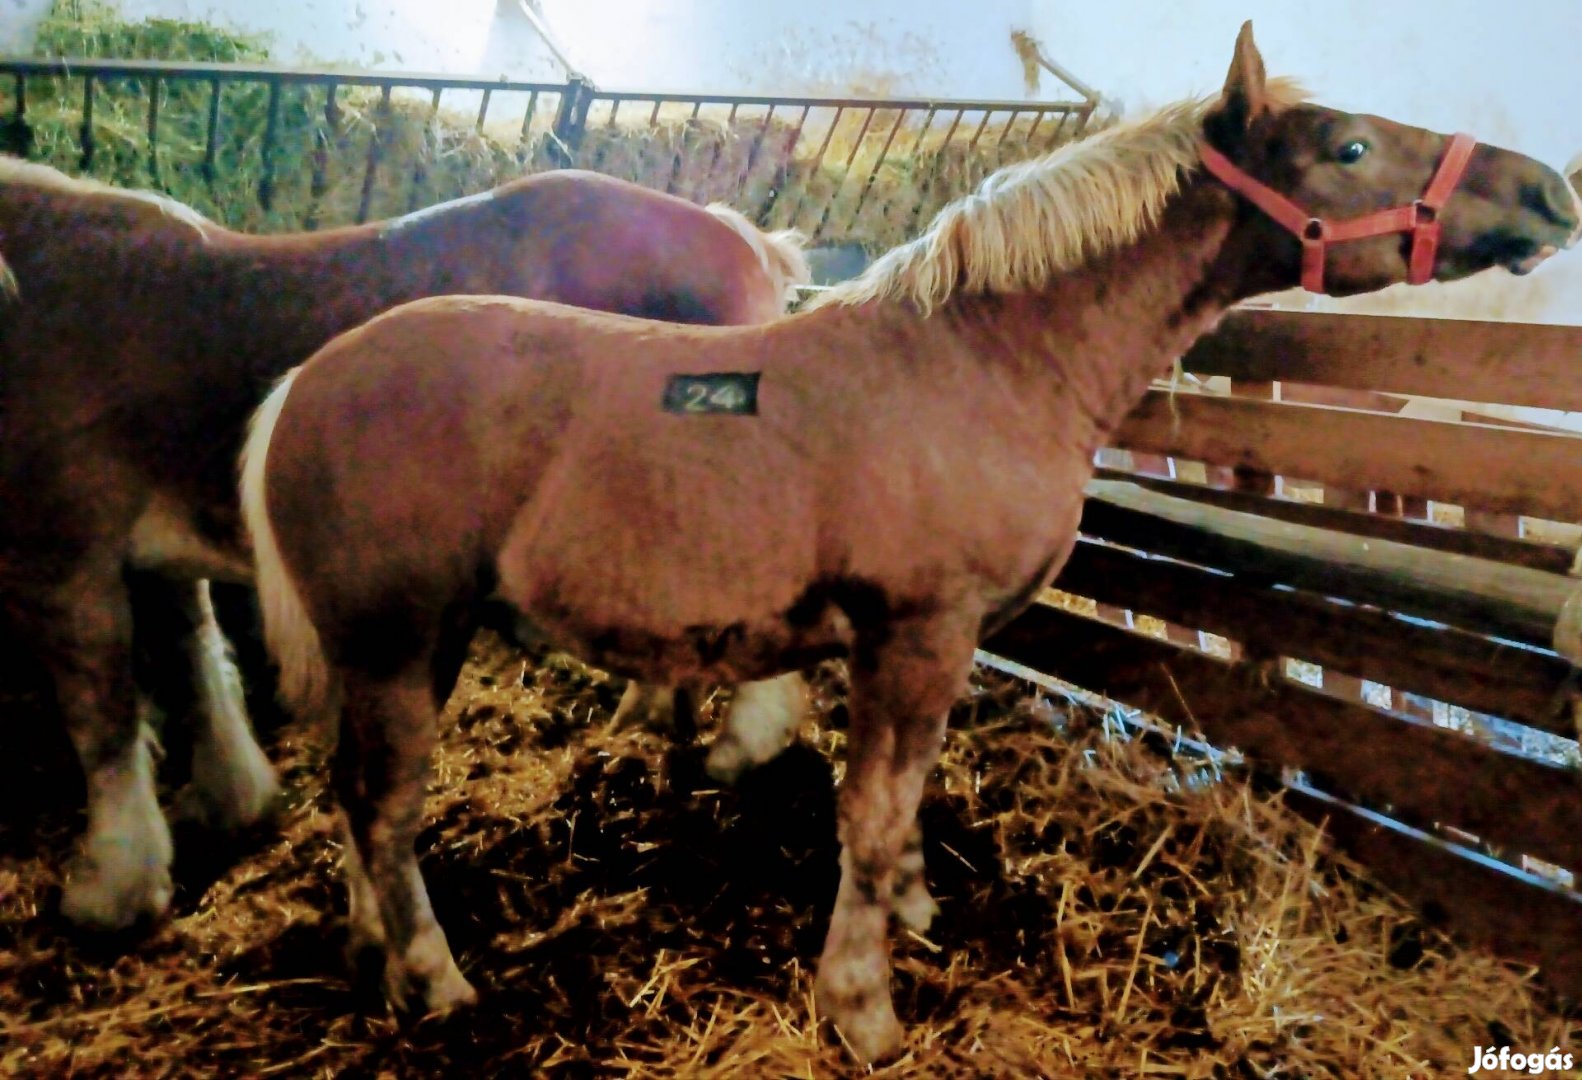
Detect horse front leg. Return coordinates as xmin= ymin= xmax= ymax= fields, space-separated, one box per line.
xmin=815 ymin=616 xmax=975 ymax=1064
xmin=32 ymin=562 xmax=175 ymax=930
xmin=131 ymin=572 xmax=280 ymax=831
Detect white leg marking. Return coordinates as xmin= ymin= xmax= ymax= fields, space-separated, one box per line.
xmin=61 ymin=729 xmax=174 ymax=929
xmin=177 ymin=586 xmax=281 ymax=830
xmin=891 ymin=825 xmax=939 ymax=933
xmin=706 ymin=672 xmax=808 ymax=783
xmin=339 ymin=817 xmax=385 ymax=955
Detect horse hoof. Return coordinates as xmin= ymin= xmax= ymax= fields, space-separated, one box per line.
xmin=424 ymin=970 xmax=480 ymax=1015
xmin=817 ymin=978 xmax=905 ymax=1065
xmin=385 ymin=963 xmax=478 ymax=1017
xmin=172 ymin=766 xmax=283 ymax=832
xmin=60 ymin=856 xmax=173 ymax=932
xmin=703 ymin=739 xmax=753 ymax=786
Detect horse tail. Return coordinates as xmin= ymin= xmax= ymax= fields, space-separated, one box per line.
xmin=704 ymin=202 xmax=812 ymax=311
xmin=0 ymin=251 xmax=17 ymax=304
xmin=238 ymin=367 xmax=336 ymax=722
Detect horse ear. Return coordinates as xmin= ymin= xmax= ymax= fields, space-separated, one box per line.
xmin=1212 ymin=20 xmax=1269 ymax=138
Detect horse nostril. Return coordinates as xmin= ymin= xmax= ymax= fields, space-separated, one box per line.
xmin=1523 ymin=175 xmax=1580 ymax=230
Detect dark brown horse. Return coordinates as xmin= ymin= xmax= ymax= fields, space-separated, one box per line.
xmin=240 ymin=24 xmax=1580 ymax=1063
xmin=0 ymin=160 xmax=808 ymax=933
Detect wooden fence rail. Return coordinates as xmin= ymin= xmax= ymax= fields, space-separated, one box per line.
xmin=980 ymin=306 xmax=1582 ymax=1001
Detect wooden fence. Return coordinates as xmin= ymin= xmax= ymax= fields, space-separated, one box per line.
xmin=976 ymin=307 xmax=1582 ymax=1001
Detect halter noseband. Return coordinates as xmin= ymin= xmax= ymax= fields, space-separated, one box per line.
xmin=1197 ymin=132 xmax=1478 ymax=293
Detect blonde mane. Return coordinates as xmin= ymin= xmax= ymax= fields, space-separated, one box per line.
xmin=704 ymin=202 xmax=812 ymax=310
xmin=809 ymin=78 xmax=1308 ymax=314
xmin=0 ymin=154 xmax=211 ymax=234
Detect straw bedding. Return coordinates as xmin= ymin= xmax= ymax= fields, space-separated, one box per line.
xmin=0 ymin=626 xmax=1571 ymax=1078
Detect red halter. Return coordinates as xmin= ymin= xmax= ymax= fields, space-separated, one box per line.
xmin=1197 ymin=132 xmax=1478 ymax=293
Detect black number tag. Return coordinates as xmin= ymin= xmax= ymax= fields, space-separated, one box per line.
xmin=662 ymin=372 xmax=760 ymax=416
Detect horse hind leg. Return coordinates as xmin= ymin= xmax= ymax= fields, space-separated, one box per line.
xmin=333 ymin=664 xmax=475 ymax=1013
xmin=133 ymin=574 xmax=280 ymax=831
xmin=704 ymin=672 xmax=810 ymax=784
xmin=39 ymin=564 xmax=175 ymax=930
xmin=815 ymin=617 xmax=974 ymax=1064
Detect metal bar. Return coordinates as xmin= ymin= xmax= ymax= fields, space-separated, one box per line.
xmin=902 ymin=105 xmax=938 ymax=160
xmin=810 ymin=106 xmax=877 ymax=243
xmin=306 ymin=82 xmax=339 ymax=230
xmin=848 ymin=107 xmax=908 ymax=230
xmin=517 ymin=87 xmax=540 ymax=163
xmin=201 ymin=77 xmax=220 ymax=184
xmin=781 ymin=105 xmax=845 ymax=232
xmin=79 ymin=76 xmax=95 ymax=171
xmin=356 ymin=84 xmax=393 ymax=225
xmin=475 ymin=86 xmax=492 ymax=131
xmin=735 ymin=103 xmax=776 ymax=197
xmin=258 ymin=77 xmax=282 ymax=211
xmin=662 ymin=99 xmax=704 ymax=195
xmin=0 ymin=56 xmax=1091 ymax=112
xmin=964 ymin=109 xmax=993 ymax=155
xmin=6 ymin=71 xmax=29 ymax=156
xmin=552 ymin=84 xmax=1092 ymax=113
xmin=145 ymin=75 xmax=160 ymax=184
xmin=1021 ymin=110 xmax=1044 ymax=147
xmin=548 ymin=76 xmax=592 ymax=167
xmin=694 ymin=101 xmax=740 ymax=201
xmin=753 ymin=103 xmax=809 ymax=227
xmin=583 ymin=97 xmax=618 ymax=174
xmin=906 ymin=107 xmax=966 ymax=235
xmin=410 ymin=87 xmax=442 ymax=212
xmin=0 ymin=55 xmax=574 ymax=96
xmin=647 ymin=99 xmax=661 ymax=126
xmin=995 ymin=109 xmax=1022 ymax=148
xmin=1044 ymin=110 xmax=1073 ymax=150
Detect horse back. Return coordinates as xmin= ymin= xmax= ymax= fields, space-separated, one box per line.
xmin=493 ymin=170 xmax=785 ymax=325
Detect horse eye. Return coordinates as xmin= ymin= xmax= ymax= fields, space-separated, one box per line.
xmin=1335 ymin=140 xmax=1369 ymax=164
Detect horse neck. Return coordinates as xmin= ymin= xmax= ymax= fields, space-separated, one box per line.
xmin=931 ymin=182 xmax=1242 ymax=449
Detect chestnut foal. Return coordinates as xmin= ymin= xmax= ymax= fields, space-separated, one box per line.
xmin=241 ymin=24 xmax=1579 ymax=1063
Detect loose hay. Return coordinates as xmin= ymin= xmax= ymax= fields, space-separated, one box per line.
xmin=14 ymin=1 xmax=1101 ymax=249
xmin=0 ymin=628 xmax=1574 ymax=1078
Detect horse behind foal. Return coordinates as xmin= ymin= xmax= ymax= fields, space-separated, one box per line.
xmin=240 ymin=22 xmax=1579 ymax=1065
xmin=0 ymin=159 xmax=808 ymax=935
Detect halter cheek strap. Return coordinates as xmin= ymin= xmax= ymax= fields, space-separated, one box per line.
xmin=1197 ymin=132 xmax=1478 ymax=294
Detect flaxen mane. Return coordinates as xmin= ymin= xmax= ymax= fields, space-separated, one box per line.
xmin=0 ymin=154 xmax=211 ymax=233
xmin=810 ymin=78 xmax=1309 ymax=315
xmin=704 ymin=202 xmax=811 ymax=309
